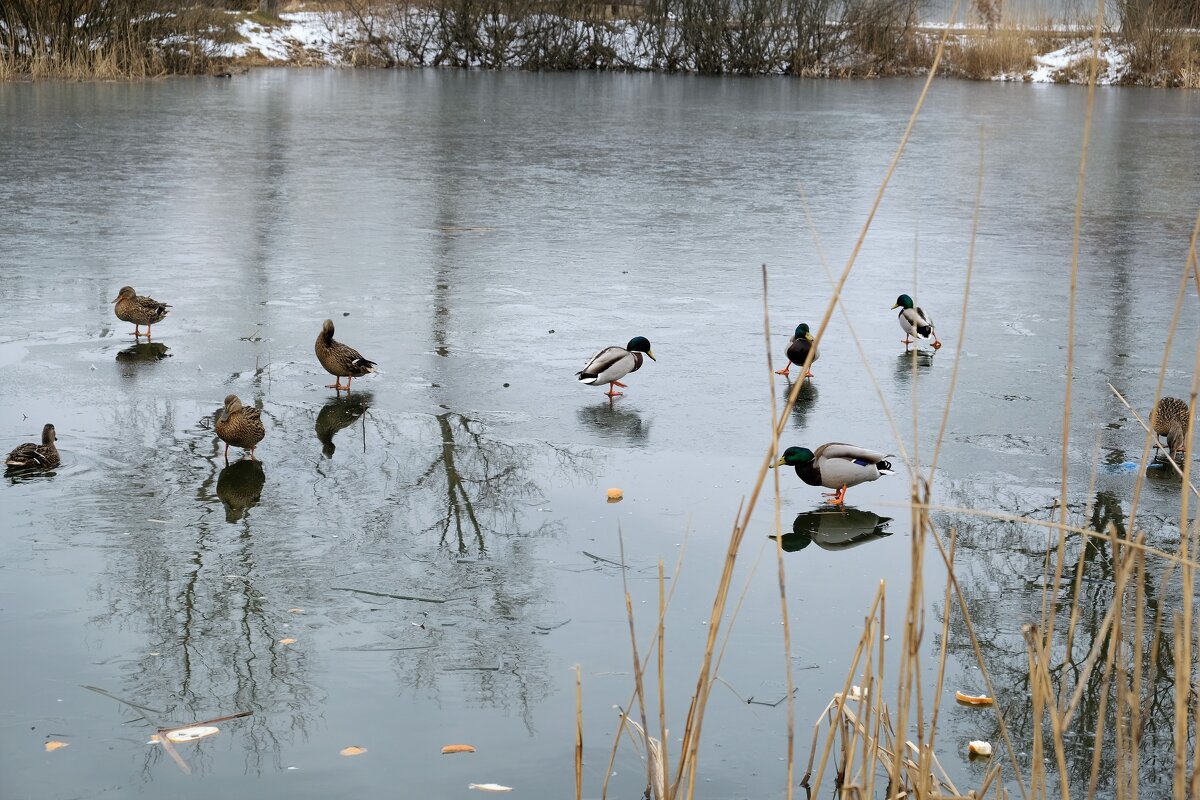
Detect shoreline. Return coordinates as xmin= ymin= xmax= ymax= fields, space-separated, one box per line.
xmin=4 ymin=8 xmax=1198 ymax=86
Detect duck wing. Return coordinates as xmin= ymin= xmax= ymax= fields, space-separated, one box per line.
xmin=5 ymin=442 xmax=56 ymax=468
xmin=330 ymin=341 xmax=379 ymax=377
xmin=135 ymin=295 xmax=171 ymax=320
xmin=576 ymin=346 xmax=633 ymax=385
xmin=817 ymin=442 xmax=888 ymax=462
xmin=900 ymin=307 xmax=934 ymax=339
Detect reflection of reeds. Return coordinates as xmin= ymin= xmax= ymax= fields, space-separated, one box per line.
xmin=583 ymin=3 xmax=1200 ymax=796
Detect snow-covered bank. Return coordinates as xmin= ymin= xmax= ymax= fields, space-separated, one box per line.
xmin=211 ymin=11 xmax=1167 ymax=86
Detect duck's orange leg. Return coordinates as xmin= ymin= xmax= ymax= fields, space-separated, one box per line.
xmin=325 ymin=377 xmax=347 ymax=391
xmin=822 ymin=485 xmax=847 ymax=506
xmin=606 ymin=383 xmax=623 ymax=398
xmin=129 ymin=325 xmax=142 ymax=337
xmin=775 ymin=363 xmax=791 ymax=376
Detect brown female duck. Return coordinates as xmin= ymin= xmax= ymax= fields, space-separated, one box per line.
xmin=6 ymin=423 xmax=60 ymax=470
xmin=315 ymin=319 xmax=378 ymax=392
xmin=215 ymin=395 xmax=265 ymax=462
xmin=113 ymin=286 xmax=170 ymax=338
xmin=1150 ymin=396 xmax=1190 ymax=459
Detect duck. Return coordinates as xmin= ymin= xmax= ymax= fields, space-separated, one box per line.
xmin=1150 ymin=396 xmax=1190 ymax=459
xmin=576 ymin=336 xmax=656 ymax=398
xmin=5 ymin=423 xmax=60 ymax=470
xmin=892 ymin=294 xmax=940 ymax=350
xmin=215 ymin=395 xmax=265 ymax=462
xmin=315 ymin=319 xmax=378 ymax=393
xmin=113 ymin=286 xmax=170 ymax=338
xmin=771 ymin=443 xmax=894 ymax=506
xmin=775 ymin=323 xmax=819 ymax=379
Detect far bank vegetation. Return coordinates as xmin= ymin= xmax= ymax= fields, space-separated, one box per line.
xmin=1 ymin=0 xmax=1198 ymax=84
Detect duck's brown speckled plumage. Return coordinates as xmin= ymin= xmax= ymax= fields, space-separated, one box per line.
xmin=315 ymin=319 xmax=378 ymax=392
xmin=215 ymin=395 xmax=265 ymax=461
xmin=1151 ymin=396 xmax=1190 ymax=458
xmin=113 ymin=286 xmax=170 ymax=336
xmin=5 ymin=423 xmax=60 ymax=470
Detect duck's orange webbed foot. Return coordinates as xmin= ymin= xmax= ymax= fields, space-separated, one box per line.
xmin=775 ymin=364 xmax=791 ymax=376
xmin=822 ymin=486 xmax=848 ymax=506
xmin=605 ymin=386 xmax=624 ymax=398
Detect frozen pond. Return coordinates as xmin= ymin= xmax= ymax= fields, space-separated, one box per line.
xmin=1 ymin=69 xmax=1199 ymax=798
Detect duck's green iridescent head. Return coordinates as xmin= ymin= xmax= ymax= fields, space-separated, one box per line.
xmin=772 ymin=446 xmax=814 ymax=468
xmin=794 ymin=323 xmax=813 ymax=341
xmin=892 ymin=294 xmax=914 ymax=310
xmin=627 ymin=336 xmax=656 ymax=361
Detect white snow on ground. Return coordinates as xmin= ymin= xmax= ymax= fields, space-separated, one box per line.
xmin=216 ymin=10 xmax=1131 ymax=84
xmin=218 ymin=12 xmax=355 ymax=62
xmin=1002 ymin=38 xmax=1129 ymax=84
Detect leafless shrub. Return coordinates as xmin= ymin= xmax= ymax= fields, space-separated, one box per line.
xmin=1117 ymin=0 xmax=1200 ymax=86
xmin=0 ymin=0 xmax=232 ymax=78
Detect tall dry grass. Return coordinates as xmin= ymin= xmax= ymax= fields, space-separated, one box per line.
xmin=0 ymin=1 xmax=232 ymax=79
xmin=579 ymin=0 xmax=1200 ymax=796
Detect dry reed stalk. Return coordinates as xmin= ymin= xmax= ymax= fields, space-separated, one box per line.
xmin=762 ymin=265 xmax=795 ymax=800
xmin=601 ymin=524 xmax=692 ymax=800
xmin=617 ymin=524 xmax=655 ymax=796
xmin=576 ymin=665 xmax=583 ymax=800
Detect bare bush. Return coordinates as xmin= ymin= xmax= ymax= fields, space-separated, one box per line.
xmin=1117 ymin=0 xmax=1200 ymax=85
xmin=0 ymin=0 xmax=232 ymax=78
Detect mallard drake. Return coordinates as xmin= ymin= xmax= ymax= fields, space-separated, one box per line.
xmin=576 ymin=336 xmax=656 ymax=398
xmin=5 ymin=423 xmax=60 ymax=470
xmin=1150 ymin=396 xmax=1190 ymax=459
xmin=892 ymin=294 xmax=940 ymax=350
xmin=771 ymin=443 xmax=894 ymax=506
xmin=113 ymin=286 xmax=170 ymax=338
xmin=775 ymin=323 xmax=819 ymax=379
xmin=215 ymin=395 xmax=265 ymax=462
xmin=315 ymin=319 xmax=378 ymax=392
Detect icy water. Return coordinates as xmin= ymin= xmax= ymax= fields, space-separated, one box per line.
xmin=1 ymin=70 xmax=1198 ymax=799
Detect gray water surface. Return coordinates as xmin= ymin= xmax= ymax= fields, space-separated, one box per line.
xmin=1 ymin=70 xmax=1198 ymax=799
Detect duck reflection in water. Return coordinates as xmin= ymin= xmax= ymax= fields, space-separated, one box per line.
xmin=894 ymin=349 xmax=935 ymax=386
xmin=315 ymin=392 xmax=372 ymax=457
xmin=786 ymin=380 xmax=819 ymax=431
xmin=116 ymin=342 xmax=170 ymax=362
xmin=216 ymin=459 xmax=266 ymax=523
xmin=576 ymin=399 xmax=650 ymax=445
xmin=771 ymin=508 xmax=894 ymax=553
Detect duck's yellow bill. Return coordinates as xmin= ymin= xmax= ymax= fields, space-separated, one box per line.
xmin=646 ymin=350 xmax=657 ymax=361
xmin=770 ymin=457 xmax=786 ymax=468
xmin=890 ymin=303 xmax=900 ymax=309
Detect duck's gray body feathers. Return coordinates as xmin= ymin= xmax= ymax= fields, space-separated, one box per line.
xmin=797 ymin=443 xmax=894 ymax=490
xmin=576 ymin=347 xmax=644 ymax=386
xmin=898 ymin=306 xmax=934 ymax=340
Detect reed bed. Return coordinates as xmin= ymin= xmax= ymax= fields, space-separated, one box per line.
xmin=578 ymin=2 xmax=1200 ymax=796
